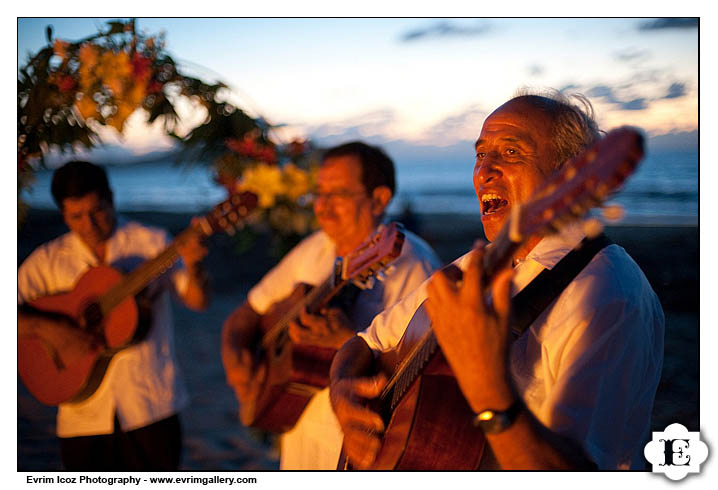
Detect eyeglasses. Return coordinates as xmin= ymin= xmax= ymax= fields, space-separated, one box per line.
xmin=309 ymin=190 xmax=367 ymax=203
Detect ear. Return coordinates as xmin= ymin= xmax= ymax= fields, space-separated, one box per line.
xmin=370 ymin=186 xmax=392 ymax=217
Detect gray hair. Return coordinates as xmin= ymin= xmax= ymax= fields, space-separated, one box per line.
xmin=511 ymin=88 xmax=601 ymax=171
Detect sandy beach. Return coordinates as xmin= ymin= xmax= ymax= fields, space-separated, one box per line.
xmin=17 ymin=208 xmax=699 ymax=471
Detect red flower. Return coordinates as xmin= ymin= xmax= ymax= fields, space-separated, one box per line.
xmin=57 ymin=75 xmax=78 ymax=93
xmin=132 ymin=53 xmax=152 ymax=82
xmin=147 ymin=80 xmax=164 ymax=94
xmin=226 ymin=137 xmax=257 ymax=156
xmin=260 ymin=146 xmax=277 ymax=164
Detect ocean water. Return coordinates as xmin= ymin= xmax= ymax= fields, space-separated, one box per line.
xmin=21 ymin=150 xmax=698 ymax=225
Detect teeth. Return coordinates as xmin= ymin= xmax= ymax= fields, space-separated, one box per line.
xmin=481 ymin=193 xmax=502 ymax=202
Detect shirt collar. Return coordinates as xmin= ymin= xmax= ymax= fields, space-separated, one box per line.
xmin=510 ymin=222 xmax=587 ymax=294
xmin=522 ymin=221 xmax=587 ymax=270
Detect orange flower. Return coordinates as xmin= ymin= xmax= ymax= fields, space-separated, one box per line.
xmin=108 ymin=103 xmax=135 ymax=132
xmin=74 ymin=96 xmax=97 ymax=121
xmin=78 ymin=43 xmax=99 ymax=69
xmin=53 ymin=40 xmax=70 ymax=60
xmin=124 ymin=81 xmax=147 ymax=106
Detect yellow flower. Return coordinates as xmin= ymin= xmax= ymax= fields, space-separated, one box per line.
xmin=282 ymin=163 xmax=313 ymax=201
xmin=238 ymin=163 xmax=284 ymax=208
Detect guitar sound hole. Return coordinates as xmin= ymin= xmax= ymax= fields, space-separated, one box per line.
xmin=83 ymin=302 xmax=103 ymax=333
xmin=274 ymin=330 xmax=289 ymax=357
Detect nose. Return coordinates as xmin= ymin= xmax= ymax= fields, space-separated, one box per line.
xmin=77 ymin=212 xmax=94 ymax=231
xmin=474 ymin=154 xmax=502 ymax=186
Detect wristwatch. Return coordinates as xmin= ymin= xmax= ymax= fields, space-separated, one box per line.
xmin=473 ymin=399 xmax=524 ymax=434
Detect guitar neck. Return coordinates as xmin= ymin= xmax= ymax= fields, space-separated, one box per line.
xmin=380 ymin=222 xmax=520 ymax=411
xmin=97 ymin=227 xmax=199 ymax=315
xmin=261 ymin=261 xmax=347 ymax=348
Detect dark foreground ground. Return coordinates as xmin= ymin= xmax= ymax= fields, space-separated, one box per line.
xmin=17 ymin=209 xmax=699 ymax=470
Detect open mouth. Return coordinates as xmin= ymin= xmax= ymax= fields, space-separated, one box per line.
xmin=481 ymin=193 xmax=509 ymax=216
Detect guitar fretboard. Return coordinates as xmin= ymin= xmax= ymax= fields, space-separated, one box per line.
xmin=381 ymin=324 xmax=439 ymax=411
xmin=97 ymin=227 xmax=198 ymax=316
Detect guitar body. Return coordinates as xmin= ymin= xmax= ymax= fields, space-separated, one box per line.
xmin=368 ymin=348 xmax=485 ymax=470
xmin=18 ymin=265 xmax=139 ymax=406
xmin=240 ymin=284 xmax=336 ymax=433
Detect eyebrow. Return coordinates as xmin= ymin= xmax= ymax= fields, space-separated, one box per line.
xmin=474 ymin=136 xmax=523 ymax=148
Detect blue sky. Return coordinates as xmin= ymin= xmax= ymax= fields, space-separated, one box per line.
xmin=17 ymin=17 xmax=698 ymax=155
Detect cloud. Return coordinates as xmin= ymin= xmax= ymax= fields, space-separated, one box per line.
xmin=618 ymin=98 xmax=647 ymax=111
xmin=586 ymin=85 xmax=620 ymax=104
xmin=305 ymin=109 xmax=397 ymax=147
xmin=400 ymin=20 xmax=492 ymax=43
xmin=528 ymin=64 xmax=544 ymax=76
xmin=614 ymin=47 xmax=651 ymax=63
xmin=664 ymin=82 xmax=687 ymax=99
xmin=638 ymin=18 xmax=698 ymax=31
xmin=420 ymin=105 xmax=489 ymax=144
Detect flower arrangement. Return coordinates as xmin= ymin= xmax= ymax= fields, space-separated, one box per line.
xmin=213 ymin=134 xmax=320 ymax=257
xmin=18 ymin=20 xmax=232 ymax=223
xmin=17 ymin=19 xmax=320 ymax=256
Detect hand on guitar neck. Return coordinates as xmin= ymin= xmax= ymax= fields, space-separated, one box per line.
xmin=289 ymin=307 xmax=355 ymax=349
xmin=174 ymin=217 xmax=210 ymax=311
xmin=425 ymin=244 xmax=516 ymax=414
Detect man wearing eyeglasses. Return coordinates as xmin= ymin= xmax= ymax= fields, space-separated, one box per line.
xmin=221 ymin=141 xmax=441 ymax=469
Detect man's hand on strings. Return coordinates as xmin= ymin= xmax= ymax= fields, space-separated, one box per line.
xmin=289 ymin=307 xmax=355 ymax=349
xmin=329 ymin=373 xmax=387 ymax=469
xmin=425 ymin=242 xmax=515 ymax=413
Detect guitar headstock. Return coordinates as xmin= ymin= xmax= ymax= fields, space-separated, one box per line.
xmin=199 ymin=191 xmax=260 ymax=236
xmin=514 ymin=126 xmax=644 ymax=242
xmin=342 ymin=222 xmax=406 ymax=283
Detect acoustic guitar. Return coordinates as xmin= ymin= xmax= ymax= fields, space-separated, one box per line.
xmin=18 ymin=191 xmax=259 ymax=406
xmin=338 ymin=127 xmax=646 ymax=470
xmin=240 ymin=222 xmax=406 ymax=433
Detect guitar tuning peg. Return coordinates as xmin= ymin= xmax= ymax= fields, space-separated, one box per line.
xmin=601 ymin=204 xmax=625 ymax=222
xmin=582 ymin=218 xmax=604 ymax=238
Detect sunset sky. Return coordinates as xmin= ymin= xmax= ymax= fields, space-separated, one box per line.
xmin=17 ymin=17 xmax=699 ymax=155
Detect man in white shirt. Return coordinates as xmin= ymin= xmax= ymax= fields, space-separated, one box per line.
xmin=329 ymin=92 xmax=664 ymax=470
xmin=18 ymin=160 xmax=210 ymax=470
xmin=221 ymin=141 xmax=441 ymax=469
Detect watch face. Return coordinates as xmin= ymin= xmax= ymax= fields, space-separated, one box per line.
xmin=478 ymin=412 xmax=508 ymax=434
xmin=476 ymin=404 xmax=521 ymax=434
